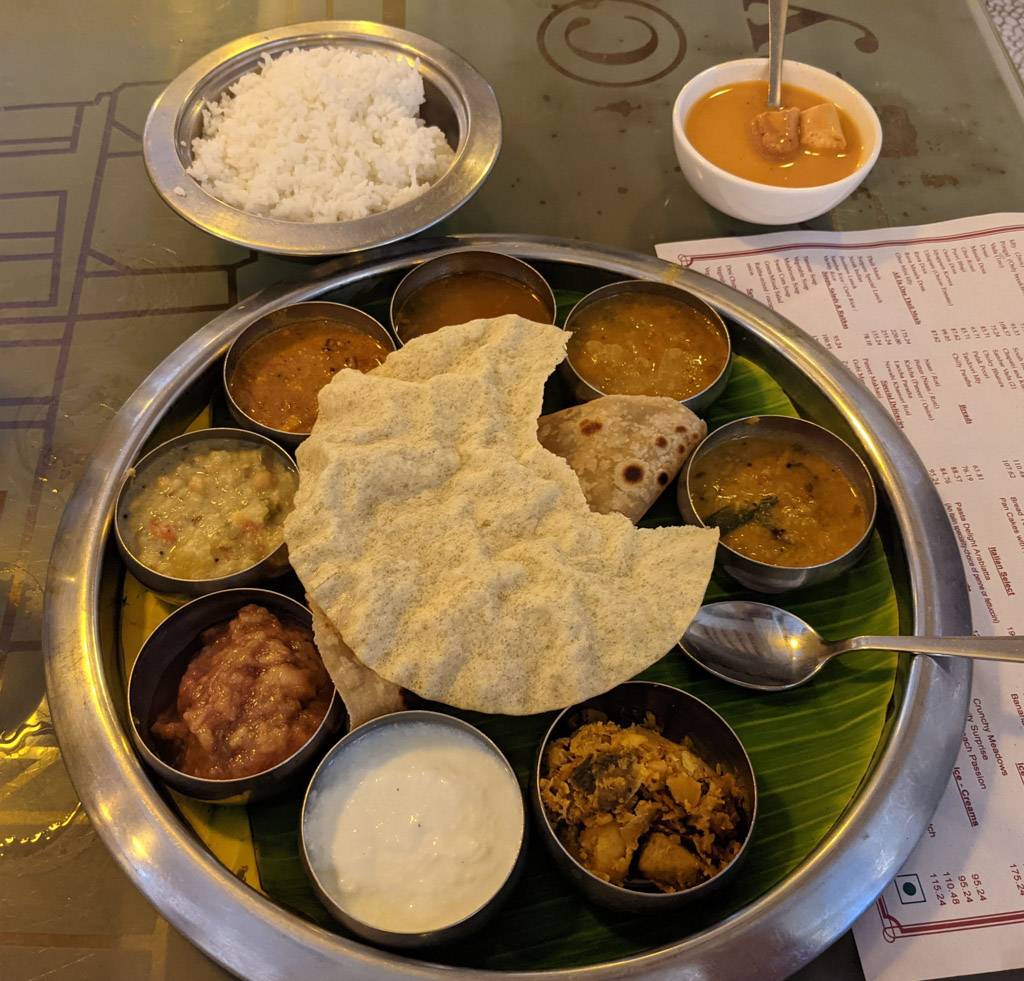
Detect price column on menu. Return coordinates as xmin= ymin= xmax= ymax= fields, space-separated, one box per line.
xmin=866 ymin=678 xmax=1024 ymax=941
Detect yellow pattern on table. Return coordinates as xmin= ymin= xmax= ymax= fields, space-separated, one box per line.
xmin=117 ymin=409 xmax=264 ymax=895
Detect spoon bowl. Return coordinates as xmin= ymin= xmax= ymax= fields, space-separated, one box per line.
xmin=682 ymin=600 xmax=1024 ymax=691
xmin=681 ymin=601 xmax=828 ymax=690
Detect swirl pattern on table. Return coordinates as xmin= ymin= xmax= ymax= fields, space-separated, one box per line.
xmin=537 ymin=0 xmax=686 ymax=88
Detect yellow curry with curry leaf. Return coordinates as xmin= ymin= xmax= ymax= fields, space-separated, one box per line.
xmin=690 ymin=435 xmax=869 ymax=567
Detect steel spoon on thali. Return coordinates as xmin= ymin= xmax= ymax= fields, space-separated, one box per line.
xmin=681 ymin=600 xmax=1024 ymax=691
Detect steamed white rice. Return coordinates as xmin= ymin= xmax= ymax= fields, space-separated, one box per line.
xmin=187 ymin=46 xmax=455 ymax=223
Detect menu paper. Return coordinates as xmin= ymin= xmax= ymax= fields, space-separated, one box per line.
xmin=656 ymin=214 xmax=1024 ymax=981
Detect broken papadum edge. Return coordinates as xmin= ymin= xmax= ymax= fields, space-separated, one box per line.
xmin=285 ymin=316 xmax=718 ymax=715
xmin=308 ymin=599 xmax=405 ymax=727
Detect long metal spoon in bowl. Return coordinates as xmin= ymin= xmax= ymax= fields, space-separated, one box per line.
xmin=767 ymin=0 xmax=789 ymax=108
xmin=681 ymin=600 xmax=1024 ymax=691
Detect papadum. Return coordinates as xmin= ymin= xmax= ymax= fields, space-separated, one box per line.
xmin=285 ymin=316 xmax=718 ymax=715
xmin=308 ymin=600 xmax=405 ymax=727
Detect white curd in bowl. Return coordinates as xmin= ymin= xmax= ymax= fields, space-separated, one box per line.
xmin=303 ymin=720 xmax=524 ymax=934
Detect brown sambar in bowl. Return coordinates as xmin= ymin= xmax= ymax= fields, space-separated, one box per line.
xmin=229 ymin=318 xmax=391 ymax=434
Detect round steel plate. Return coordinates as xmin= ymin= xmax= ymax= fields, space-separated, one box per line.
xmin=43 ymin=235 xmax=971 ymax=980
xmin=143 ymin=22 xmax=502 ymax=257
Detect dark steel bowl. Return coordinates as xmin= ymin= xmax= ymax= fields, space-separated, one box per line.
xmin=223 ymin=301 xmax=395 ymax=449
xmin=560 ymin=280 xmax=732 ymax=412
xmin=532 ymin=680 xmax=757 ymax=914
xmin=389 ymin=248 xmax=556 ymax=345
xmin=300 ymin=710 xmax=527 ymax=948
xmin=127 ymin=588 xmax=344 ymax=804
xmin=678 ymin=415 xmax=878 ymax=593
xmin=114 ymin=428 xmax=296 ymax=598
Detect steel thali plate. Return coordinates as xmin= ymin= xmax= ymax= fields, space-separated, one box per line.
xmin=43 ymin=235 xmax=971 ymax=980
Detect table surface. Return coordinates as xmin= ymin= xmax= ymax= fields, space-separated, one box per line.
xmin=3 ymin=2 xmax=1024 ymax=979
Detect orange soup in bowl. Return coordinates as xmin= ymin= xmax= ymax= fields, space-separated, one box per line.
xmin=685 ymin=80 xmax=862 ymax=188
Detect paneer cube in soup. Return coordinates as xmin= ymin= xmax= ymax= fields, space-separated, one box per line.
xmin=751 ymin=107 xmax=800 ymax=156
xmin=799 ymin=103 xmax=847 ymax=152
xmin=685 ymin=80 xmax=861 ymax=187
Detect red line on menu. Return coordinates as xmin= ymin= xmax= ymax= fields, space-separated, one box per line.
xmin=952 ymin=767 xmax=979 ymax=828
xmin=877 ymin=896 xmax=1024 ymax=939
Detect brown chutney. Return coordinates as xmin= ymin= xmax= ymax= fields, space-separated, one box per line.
xmin=690 ymin=435 xmax=869 ymax=567
xmin=229 ymin=319 xmax=390 ymax=434
xmin=151 ymin=604 xmax=333 ymax=780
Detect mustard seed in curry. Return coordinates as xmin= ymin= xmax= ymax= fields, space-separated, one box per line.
xmin=691 ymin=435 xmax=869 ymax=567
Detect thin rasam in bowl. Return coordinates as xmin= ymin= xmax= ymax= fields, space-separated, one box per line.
xmin=143 ymin=21 xmax=501 ymax=256
xmin=390 ymin=249 xmax=556 ymax=345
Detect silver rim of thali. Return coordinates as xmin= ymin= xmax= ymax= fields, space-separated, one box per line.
xmin=43 ymin=235 xmax=972 ymax=980
xmin=142 ymin=21 xmax=502 ymax=257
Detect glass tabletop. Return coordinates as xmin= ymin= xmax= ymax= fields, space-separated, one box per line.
xmin=2 ymin=1 xmax=1024 ymax=978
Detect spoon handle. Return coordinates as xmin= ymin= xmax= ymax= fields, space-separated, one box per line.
xmin=767 ymin=0 xmax=788 ymax=108
xmin=841 ymin=635 xmax=1024 ymax=663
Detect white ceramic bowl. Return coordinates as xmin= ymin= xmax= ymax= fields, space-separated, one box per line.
xmin=672 ymin=58 xmax=882 ymax=225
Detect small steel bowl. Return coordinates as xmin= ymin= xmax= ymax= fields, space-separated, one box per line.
xmin=560 ymin=280 xmax=732 ymax=413
xmin=114 ymin=428 xmax=296 ymax=598
xmin=557 ymin=280 xmax=733 ymax=413
xmin=127 ymin=588 xmax=344 ymax=805
xmin=143 ymin=21 xmax=501 ymax=257
xmin=223 ymin=301 xmax=395 ymax=449
xmin=300 ymin=710 xmax=527 ymax=948
xmin=532 ymin=681 xmax=756 ymax=914
xmin=678 ymin=415 xmax=878 ymax=593
xmin=389 ymin=248 xmax=556 ymax=345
